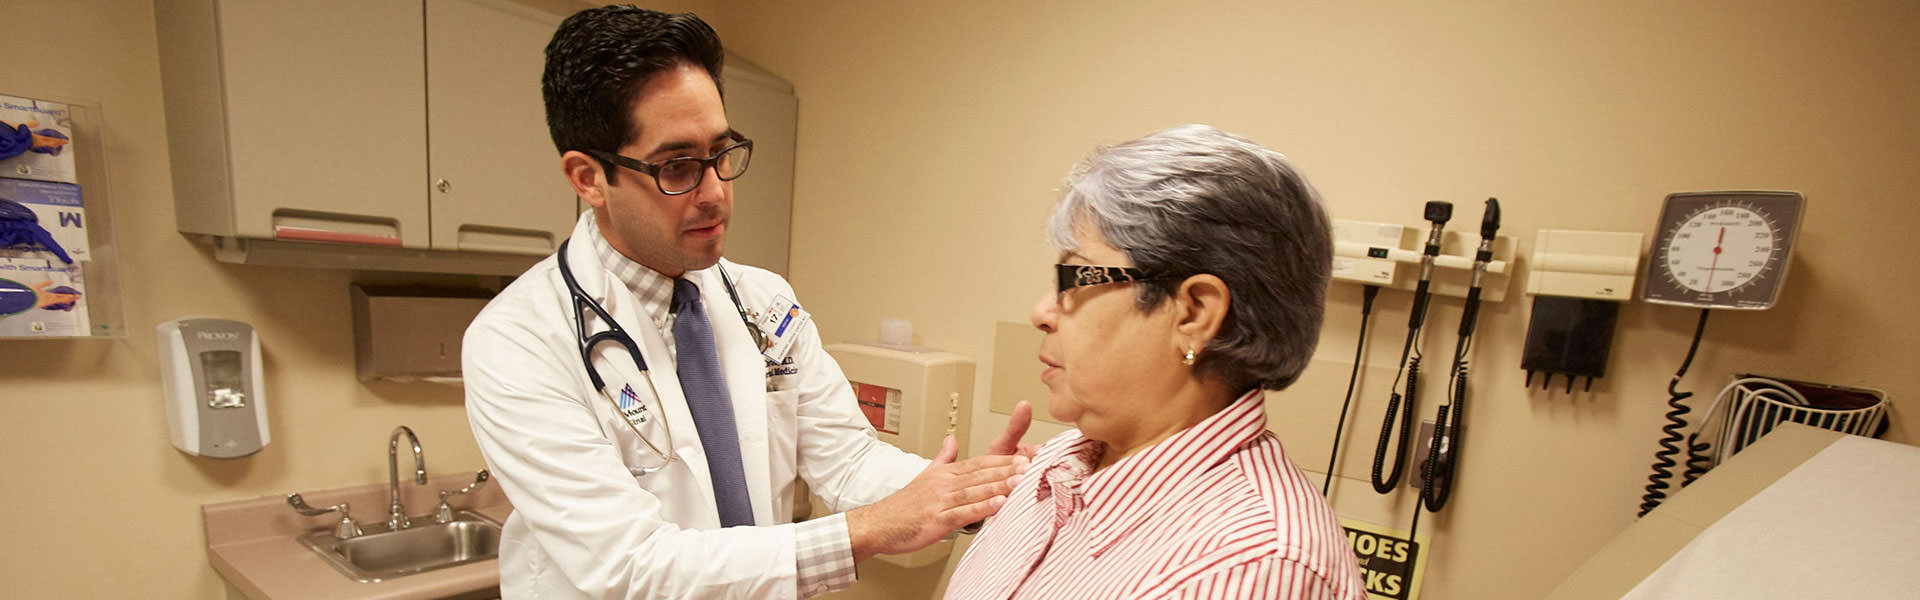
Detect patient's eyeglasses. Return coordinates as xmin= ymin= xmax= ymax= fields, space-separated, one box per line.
xmin=584 ymin=132 xmax=753 ymax=196
xmin=1054 ymin=264 xmax=1178 ymax=299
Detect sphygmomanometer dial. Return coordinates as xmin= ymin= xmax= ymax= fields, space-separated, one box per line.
xmin=1642 ymin=191 xmax=1804 ymax=310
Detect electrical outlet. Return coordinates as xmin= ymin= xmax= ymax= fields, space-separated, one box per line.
xmin=1409 ymin=419 xmax=1436 ymax=490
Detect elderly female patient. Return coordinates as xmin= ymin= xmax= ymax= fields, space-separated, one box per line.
xmin=946 ymin=125 xmax=1365 ymax=599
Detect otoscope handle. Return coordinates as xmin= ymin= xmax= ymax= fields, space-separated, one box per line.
xmin=1408 ymin=279 xmax=1432 ymax=329
xmin=1458 ymin=287 xmax=1483 ymax=336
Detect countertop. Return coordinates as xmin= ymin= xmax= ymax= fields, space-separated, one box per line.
xmin=204 ymin=471 xmax=513 ymax=600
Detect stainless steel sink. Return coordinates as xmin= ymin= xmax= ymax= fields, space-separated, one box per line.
xmin=299 ymin=510 xmax=502 ymax=582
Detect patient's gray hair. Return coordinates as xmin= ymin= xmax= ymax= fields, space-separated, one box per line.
xmin=1048 ymin=124 xmax=1331 ymax=391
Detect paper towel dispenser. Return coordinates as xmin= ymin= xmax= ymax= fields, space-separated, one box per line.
xmin=350 ymin=285 xmax=492 ymax=383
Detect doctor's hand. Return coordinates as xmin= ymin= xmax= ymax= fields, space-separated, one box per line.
xmin=846 ymin=435 xmax=1029 ymax=563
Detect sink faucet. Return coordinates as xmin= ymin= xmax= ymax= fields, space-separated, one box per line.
xmin=388 ymin=425 xmax=427 ymax=531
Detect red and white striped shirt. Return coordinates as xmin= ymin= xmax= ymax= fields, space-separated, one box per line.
xmin=945 ymin=390 xmax=1365 ymax=599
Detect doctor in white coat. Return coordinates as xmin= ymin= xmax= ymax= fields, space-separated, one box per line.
xmin=464 ymin=7 xmax=1031 ymax=599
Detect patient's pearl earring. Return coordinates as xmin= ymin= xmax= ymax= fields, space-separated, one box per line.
xmin=1182 ymin=348 xmax=1197 ymax=366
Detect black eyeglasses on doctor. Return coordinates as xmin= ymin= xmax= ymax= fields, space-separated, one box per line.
xmin=583 ymin=132 xmax=754 ymax=196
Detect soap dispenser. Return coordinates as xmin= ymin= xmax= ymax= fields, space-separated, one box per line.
xmin=157 ymin=318 xmax=267 ymax=458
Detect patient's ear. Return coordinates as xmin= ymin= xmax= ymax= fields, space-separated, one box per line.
xmin=1170 ymin=274 xmax=1229 ymax=348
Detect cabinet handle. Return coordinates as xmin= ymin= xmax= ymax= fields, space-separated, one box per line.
xmin=435 ymin=179 xmax=451 ymax=193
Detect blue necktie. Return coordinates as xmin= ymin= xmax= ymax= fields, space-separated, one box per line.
xmin=672 ymin=278 xmax=755 ymax=527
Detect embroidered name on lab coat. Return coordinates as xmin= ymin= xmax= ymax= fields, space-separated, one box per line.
xmin=765 ymin=356 xmax=799 ymax=391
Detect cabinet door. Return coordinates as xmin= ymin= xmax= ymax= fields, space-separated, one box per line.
xmin=425 ymin=0 xmax=576 ymax=255
xmin=721 ymin=58 xmax=798 ymax=277
xmin=219 ymin=0 xmax=429 ymax=248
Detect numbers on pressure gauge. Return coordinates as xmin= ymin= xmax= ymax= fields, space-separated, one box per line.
xmin=1664 ymin=204 xmax=1777 ymax=293
xmin=1643 ymin=191 xmax=1804 ymax=310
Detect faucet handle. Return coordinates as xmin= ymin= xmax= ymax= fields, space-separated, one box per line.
xmin=286 ymin=492 xmax=344 ymax=516
xmin=434 ymin=469 xmax=491 ymax=523
xmin=286 ymin=493 xmax=364 ymax=539
xmin=455 ymin=469 xmax=491 ymax=495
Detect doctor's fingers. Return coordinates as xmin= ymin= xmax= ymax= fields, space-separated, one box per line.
xmin=938 ymin=493 xmax=1010 ymax=530
xmin=941 ymin=454 xmax=1029 ymax=486
xmin=937 ymin=469 xmax=1021 ymax=509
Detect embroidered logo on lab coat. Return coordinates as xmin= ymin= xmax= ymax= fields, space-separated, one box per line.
xmin=618 ymin=384 xmax=650 ymax=423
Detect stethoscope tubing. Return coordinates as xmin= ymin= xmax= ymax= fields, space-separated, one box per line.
xmin=553 ymin=238 xmax=766 ymax=473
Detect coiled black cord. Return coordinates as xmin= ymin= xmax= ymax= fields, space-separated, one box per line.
xmin=1639 ymin=309 xmax=1711 ymax=517
xmin=1323 ymin=285 xmax=1381 ymax=494
xmin=1682 ymin=432 xmax=1715 ymax=486
xmin=1372 ymin=353 xmax=1421 ymax=494
xmin=1421 ymin=347 xmax=1469 ymax=512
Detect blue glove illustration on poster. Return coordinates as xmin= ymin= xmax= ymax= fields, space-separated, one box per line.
xmin=0 ymin=94 xmax=77 ymax=183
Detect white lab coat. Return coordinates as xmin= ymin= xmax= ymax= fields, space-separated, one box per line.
xmin=464 ymin=215 xmax=928 ymax=599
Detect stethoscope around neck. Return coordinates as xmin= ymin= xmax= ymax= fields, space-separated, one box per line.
xmin=555 ymin=238 xmax=769 ymax=474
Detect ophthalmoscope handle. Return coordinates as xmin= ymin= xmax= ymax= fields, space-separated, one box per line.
xmin=1458 ymin=287 xmax=1484 ymax=337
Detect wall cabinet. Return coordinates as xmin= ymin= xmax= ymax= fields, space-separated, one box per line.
xmin=157 ymin=0 xmax=576 ymax=273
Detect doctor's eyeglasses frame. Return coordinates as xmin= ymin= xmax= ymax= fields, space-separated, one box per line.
xmin=582 ymin=132 xmax=754 ymax=196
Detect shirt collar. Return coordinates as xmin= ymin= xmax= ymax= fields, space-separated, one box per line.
xmin=1033 ymin=439 xmax=1105 ymax=529
xmin=584 ymin=211 xmax=676 ymax=327
xmin=1079 ymin=389 xmax=1270 ymax=556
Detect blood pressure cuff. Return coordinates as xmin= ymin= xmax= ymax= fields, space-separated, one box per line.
xmin=0 ymin=197 xmax=73 ymax=264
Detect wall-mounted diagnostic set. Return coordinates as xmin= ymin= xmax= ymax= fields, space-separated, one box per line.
xmin=158 ymin=317 xmax=268 ymax=458
xmin=1322 ymin=199 xmax=1508 ymax=552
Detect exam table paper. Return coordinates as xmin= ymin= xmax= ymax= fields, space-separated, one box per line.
xmin=1621 ymin=434 xmax=1920 ymax=599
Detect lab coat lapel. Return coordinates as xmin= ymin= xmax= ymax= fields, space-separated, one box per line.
xmin=694 ymin=264 xmax=776 ymax=527
xmin=566 ymin=235 xmax=718 ymax=522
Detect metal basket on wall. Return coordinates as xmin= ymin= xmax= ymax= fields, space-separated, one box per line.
xmin=1705 ymin=374 xmax=1889 ymax=466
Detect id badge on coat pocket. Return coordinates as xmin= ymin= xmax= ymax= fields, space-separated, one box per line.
xmin=755 ymin=295 xmax=809 ymax=362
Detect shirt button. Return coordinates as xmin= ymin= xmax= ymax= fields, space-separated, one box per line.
xmin=809 ymin=584 xmax=827 ymax=595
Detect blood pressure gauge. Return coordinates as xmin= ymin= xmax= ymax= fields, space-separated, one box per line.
xmin=1642 ymin=191 xmax=1804 ymax=310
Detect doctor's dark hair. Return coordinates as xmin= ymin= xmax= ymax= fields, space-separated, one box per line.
xmin=542 ymin=5 xmax=724 ymax=158
xmin=1048 ymin=124 xmax=1332 ymax=392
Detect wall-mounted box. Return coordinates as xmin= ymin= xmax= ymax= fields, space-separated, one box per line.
xmin=824 ymin=340 xmax=975 ymax=567
xmin=350 ymin=285 xmax=492 ymax=383
xmin=1527 ymin=230 xmax=1643 ymax=301
xmin=1331 ymin=217 xmax=1518 ymax=302
xmin=0 ymin=94 xmax=126 ymax=339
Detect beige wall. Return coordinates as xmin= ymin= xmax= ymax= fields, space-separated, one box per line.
xmin=0 ymin=0 xmax=713 ymax=598
xmin=4 ymin=0 xmax=1915 ymax=598
xmin=705 ymin=1 xmax=1920 ymax=599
